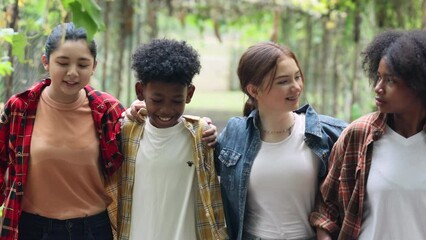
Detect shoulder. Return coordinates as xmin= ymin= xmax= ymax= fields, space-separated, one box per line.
xmin=84 ymin=86 xmax=125 ymax=115
xmin=225 ymin=116 xmax=249 ymax=129
xmin=219 ymin=116 xmax=252 ymax=142
xmin=182 ymin=114 xmax=201 ymax=122
xmin=85 ymin=86 xmax=122 ymax=104
xmin=121 ymin=116 xmax=145 ymax=140
xmin=318 ymin=114 xmax=348 ymax=129
xmin=182 ymin=115 xmax=210 ymax=132
xmin=4 ymin=94 xmax=28 ymax=111
xmin=299 ymin=104 xmax=347 ymax=128
xmin=338 ymin=112 xmax=382 ymax=146
xmin=2 ymin=81 xmax=43 ymax=113
xmin=344 ymin=112 xmax=381 ymax=135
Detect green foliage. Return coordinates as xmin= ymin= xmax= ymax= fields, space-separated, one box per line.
xmin=0 ymin=28 xmax=26 ymax=76
xmin=351 ymin=103 xmax=364 ymax=121
xmin=61 ymin=0 xmax=105 ymax=42
xmin=11 ymin=33 xmax=27 ymax=63
xmin=0 ymin=0 xmax=105 ymax=78
xmin=0 ymin=62 xmax=13 ymax=76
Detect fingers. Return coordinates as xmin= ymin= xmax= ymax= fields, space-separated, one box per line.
xmin=202 ymin=123 xmax=218 ymax=147
xmin=125 ymin=100 xmax=148 ymax=123
xmin=124 ymin=108 xmax=135 ymax=121
xmin=203 ymin=117 xmax=213 ymax=125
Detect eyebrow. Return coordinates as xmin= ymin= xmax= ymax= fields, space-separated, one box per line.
xmin=56 ymin=56 xmax=91 ymax=62
xmin=275 ymin=70 xmax=301 ymax=79
xmin=377 ymin=72 xmax=395 ymax=77
xmin=152 ymin=93 xmax=185 ymax=98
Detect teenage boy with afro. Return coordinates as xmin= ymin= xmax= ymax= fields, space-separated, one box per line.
xmin=117 ymin=39 xmax=228 ymax=240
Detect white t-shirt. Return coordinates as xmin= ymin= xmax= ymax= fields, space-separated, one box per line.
xmin=129 ymin=118 xmax=198 ymax=240
xmin=359 ymin=125 xmax=426 ymax=240
xmin=244 ymin=113 xmax=319 ymax=239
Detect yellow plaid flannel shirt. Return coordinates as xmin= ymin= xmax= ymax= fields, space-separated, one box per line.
xmin=117 ymin=114 xmax=228 ymax=240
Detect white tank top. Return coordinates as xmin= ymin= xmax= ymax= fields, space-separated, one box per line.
xmin=244 ymin=113 xmax=319 ymax=239
xmin=359 ymin=124 xmax=426 ymax=240
xmin=129 ymin=118 xmax=197 ymax=240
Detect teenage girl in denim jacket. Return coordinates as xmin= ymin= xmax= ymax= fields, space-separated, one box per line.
xmin=215 ymin=42 xmax=347 ymax=240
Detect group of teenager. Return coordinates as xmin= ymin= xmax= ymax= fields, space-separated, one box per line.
xmin=0 ymin=21 xmax=424 ymax=240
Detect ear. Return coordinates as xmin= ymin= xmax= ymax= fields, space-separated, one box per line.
xmin=41 ymin=54 xmax=49 ymax=71
xmin=246 ymin=84 xmax=258 ymax=99
xmin=135 ymin=82 xmax=145 ymax=101
xmin=185 ymin=84 xmax=196 ymax=104
xmin=92 ymin=60 xmax=98 ymax=75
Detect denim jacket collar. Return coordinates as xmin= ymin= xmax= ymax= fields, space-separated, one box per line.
xmin=295 ymin=104 xmax=323 ymax=138
xmin=245 ymin=109 xmax=259 ymax=131
xmin=245 ymin=104 xmax=323 ymax=137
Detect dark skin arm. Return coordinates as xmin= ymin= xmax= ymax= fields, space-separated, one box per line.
xmin=124 ymin=100 xmax=217 ymax=146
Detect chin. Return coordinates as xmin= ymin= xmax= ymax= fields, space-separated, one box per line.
xmin=153 ymin=120 xmax=179 ymax=129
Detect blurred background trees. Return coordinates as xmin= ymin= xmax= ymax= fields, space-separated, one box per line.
xmin=1 ymin=0 xmax=425 ymax=122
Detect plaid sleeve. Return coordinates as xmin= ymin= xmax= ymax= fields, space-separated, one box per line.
xmin=0 ymin=103 xmax=10 ymax=204
xmin=310 ymin=133 xmax=346 ymax=237
xmin=195 ymin=119 xmax=228 ymax=239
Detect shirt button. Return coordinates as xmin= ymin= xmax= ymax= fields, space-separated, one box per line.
xmin=17 ymin=182 xmax=22 ymax=186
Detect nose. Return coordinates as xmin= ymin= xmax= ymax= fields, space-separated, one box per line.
xmin=292 ymin=79 xmax=302 ymax=92
xmin=159 ymin=105 xmax=174 ymax=116
xmin=66 ymin=65 xmax=78 ymax=77
xmin=374 ymin=79 xmax=384 ymax=94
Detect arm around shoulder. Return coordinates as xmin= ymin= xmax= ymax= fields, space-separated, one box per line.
xmin=310 ymin=134 xmax=347 ymax=238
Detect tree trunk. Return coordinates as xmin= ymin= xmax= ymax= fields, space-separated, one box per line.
xmin=147 ymin=0 xmax=158 ymax=40
xmin=101 ymin=1 xmax=111 ymax=92
xmin=320 ymin=18 xmax=330 ymax=114
xmin=422 ymin=0 xmax=426 ymax=29
xmin=350 ymin=3 xmax=362 ymax=121
xmin=4 ymin=0 xmax=19 ymax=101
xmin=270 ymin=7 xmax=280 ymax=42
xmin=303 ymin=14 xmax=313 ymax=95
xmin=115 ymin=0 xmax=132 ymax=99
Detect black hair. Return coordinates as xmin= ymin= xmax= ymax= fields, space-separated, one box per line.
xmin=45 ymin=22 xmax=97 ymax=61
xmin=362 ymin=29 xmax=426 ymax=106
xmin=131 ymin=39 xmax=201 ymax=86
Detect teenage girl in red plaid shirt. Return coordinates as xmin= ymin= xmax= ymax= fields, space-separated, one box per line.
xmin=0 ymin=22 xmax=125 ymax=240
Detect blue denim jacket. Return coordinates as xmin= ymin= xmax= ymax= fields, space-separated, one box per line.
xmin=215 ymin=104 xmax=347 ymax=240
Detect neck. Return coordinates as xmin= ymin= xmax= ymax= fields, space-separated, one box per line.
xmin=390 ymin=109 xmax=426 ymax=138
xmin=258 ymin=111 xmax=295 ymax=142
xmin=46 ymin=86 xmax=81 ymax=104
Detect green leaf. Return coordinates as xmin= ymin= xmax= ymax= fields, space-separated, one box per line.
xmin=0 ymin=61 xmax=14 ymax=77
xmin=60 ymin=0 xmax=105 ymax=41
xmin=75 ymin=0 xmax=105 ymax=31
xmin=0 ymin=28 xmax=15 ymax=44
xmin=12 ymin=33 xmax=27 ymax=63
xmin=68 ymin=1 xmax=105 ymax=42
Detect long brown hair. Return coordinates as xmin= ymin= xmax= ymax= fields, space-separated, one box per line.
xmin=237 ymin=42 xmax=304 ymax=116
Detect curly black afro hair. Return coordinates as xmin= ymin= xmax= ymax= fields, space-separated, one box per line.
xmin=361 ymin=29 xmax=404 ymax=84
xmin=131 ymin=39 xmax=201 ymax=86
xmin=362 ymin=29 xmax=426 ymax=106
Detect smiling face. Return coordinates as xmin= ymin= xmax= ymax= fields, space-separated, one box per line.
xmin=249 ymin=56 xmax=303 ymax=114
xmin=42 ymin=39 xmax=96 ymax=103
xmin=136 ymin=81 xmax=195 ymax=128
xmin=374 ymin=57 xmax=422 ymax=115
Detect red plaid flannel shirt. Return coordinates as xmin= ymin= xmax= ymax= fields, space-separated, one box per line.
xmin=310 ymin=112 xmax=387 ymax=239
xmin=0 ymin=79 xmax=125 ymax=239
